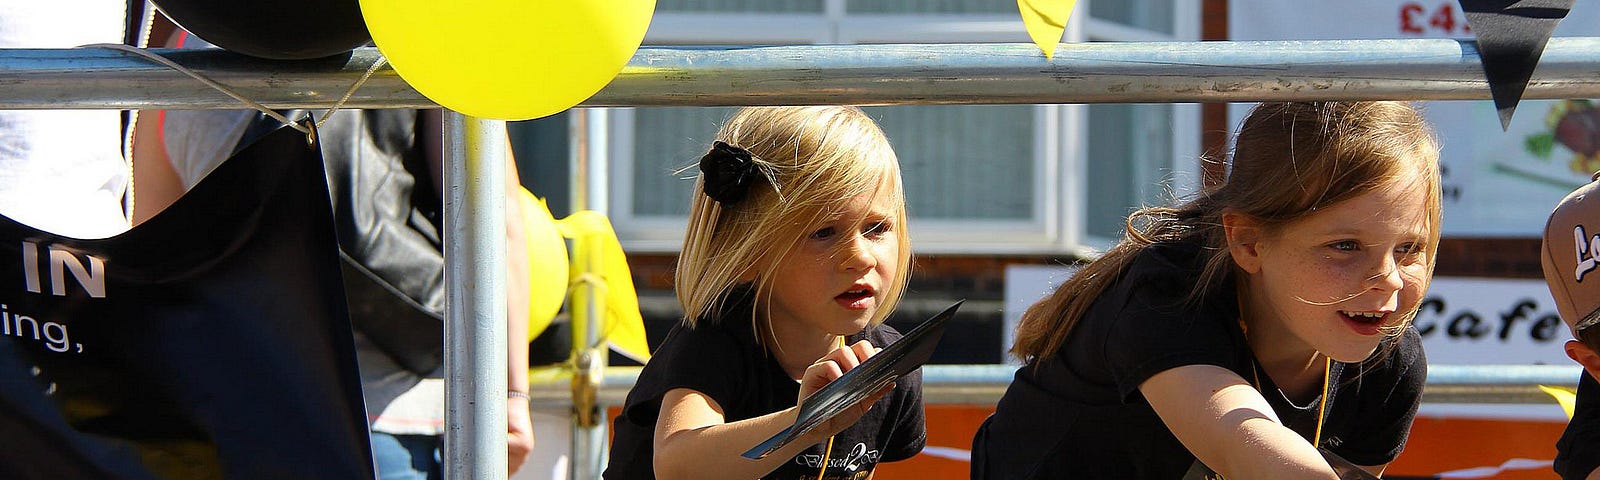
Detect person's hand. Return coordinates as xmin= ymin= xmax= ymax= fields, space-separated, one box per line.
xmin=507 ymin=394 xmax=534 ymax=475
xmin=797 ymin=340 xmax=893 ymax=438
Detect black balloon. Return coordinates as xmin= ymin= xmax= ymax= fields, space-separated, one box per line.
xmin=153 ymin=0 xmax=370 ymax=60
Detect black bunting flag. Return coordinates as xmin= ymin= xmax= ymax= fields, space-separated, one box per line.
xmin=0 ymin=122 xmax=374 ymax=479
xmin=1458 ymin=0 xmax=1575 ymax=130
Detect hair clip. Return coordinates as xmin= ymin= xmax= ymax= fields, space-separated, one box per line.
xmin=700 ymin=141 xmax=765 ymax=205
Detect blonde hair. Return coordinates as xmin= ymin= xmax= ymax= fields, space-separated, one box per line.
xmin=675 ymin=106 xmax=912 ymax=337
xmin=1012 ymin=101 xmax=1443 ymax=363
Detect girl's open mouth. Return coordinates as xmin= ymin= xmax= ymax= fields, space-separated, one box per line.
xmin=1339 ymin=310 xmax=1388 ymax=335
xmin=835 ymin=287 xmax=875 ymax=309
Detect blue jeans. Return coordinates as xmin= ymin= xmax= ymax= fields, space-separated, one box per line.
xmin=371 ymin=432 xmax=442 ymax=480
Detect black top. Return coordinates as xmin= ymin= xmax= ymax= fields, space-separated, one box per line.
xmin=972 ymin=242 xmax=1427 ymax=479
xmin=604 ymin=295 xmax=926 ymax=480
xmin=1556 ymin=373 xmax=1600 ymax=479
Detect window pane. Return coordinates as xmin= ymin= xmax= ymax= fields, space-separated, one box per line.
xmin=658 ymin=0 xmax=822 ymax=12
xmin=630 ymin=107 xmax=738 ymax=216
xmin=1086 ymin=104 xmax=1175 ymax=241
xmin=631 ymin=106 xmax=1036 ymax=222
xmin=848 ymin=0 xmax=1015 ymax=14
xmin=864 ymin=105 xmax=1035 ymax=220
xmin=1090 ymin=0 xmax=1173 ymax=33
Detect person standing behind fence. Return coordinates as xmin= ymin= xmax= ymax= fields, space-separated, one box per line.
xmin=136 ymin=106 xmax=536 ymax=479
xmin=604 ymin=106 xmax=926 ymax=479
xmin=1537 ymin=175 xmax=1600 ymax=480
xmin=973 ymin=101 xmax=1441 ymax=479
xmin=129 ymin=23 xmax=536 ymax=471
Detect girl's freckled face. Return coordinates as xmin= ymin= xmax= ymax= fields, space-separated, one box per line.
xmin=1247 ymin=175 xmax=1432 ymax=363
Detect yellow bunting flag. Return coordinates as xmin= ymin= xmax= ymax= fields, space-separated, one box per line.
xmin=556 ymin=211 xmax=652 ymax=364
xmin=1539 ymin=384 xmax=1578 ymax=419
xmin=1018 ymin=0 xmax=1077 ymax=59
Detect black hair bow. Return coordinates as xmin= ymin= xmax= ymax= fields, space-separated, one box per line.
xmin=700 ymin=141 xmax=764 ymax=205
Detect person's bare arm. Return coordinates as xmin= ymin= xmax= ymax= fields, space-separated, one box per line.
xmin=130 ymin=110 xmax=185 ymax=225
xmin=130 ymin=29 xmax=190 ymax=225
xmin=1141 ymin=364 xmax=1341 ymax=480
xmin=653 ymin=341 xmax=889 ymax=479
xmin=418 ymin=110 xmax=534 ymax=473
xmin=503 ymin=143 xmax=534 ymax=474
xmin=654 ymin=389 xmax=828 ymax=480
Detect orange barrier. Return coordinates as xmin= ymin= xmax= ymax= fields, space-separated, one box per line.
xmin=611 ymin=403 xmax=1568 ymax=479
xmin=875 ymin=405 xmax=1570 ymax=480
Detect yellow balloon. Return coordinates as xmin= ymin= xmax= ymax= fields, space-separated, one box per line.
xmin=519 ymin=188 xmax=567 ymax=342
xmin=360 ymin=0 xmax=656 ymax=120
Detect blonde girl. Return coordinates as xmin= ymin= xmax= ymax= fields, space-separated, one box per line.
xmin=974 ymin=101 xmax=1441 ymax=479
xmin=605 ymin=106 xmax=925 ymax=480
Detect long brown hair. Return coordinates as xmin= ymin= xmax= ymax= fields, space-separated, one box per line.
xmin=1011 ymin=101 xmax=1442 ymax=363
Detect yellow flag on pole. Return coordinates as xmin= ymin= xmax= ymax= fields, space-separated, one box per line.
xmin=556 ymin=210 xmax=653 ymax=364
xmin=1539 ymin=384 xmax=1578 ymax=419
xmin=1018 ymin=0 xmax=1077 ymax=59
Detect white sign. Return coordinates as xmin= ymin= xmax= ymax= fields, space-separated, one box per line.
xmin=1416 ymin=277 xmax=1571 ymax=365
xmin=1230 ymin=0 xmax=1600 ymax=236
xmin=1001 ymin=264 xmax=1076 ymax=365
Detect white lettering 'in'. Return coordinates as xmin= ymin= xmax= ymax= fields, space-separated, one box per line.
xmin=21 ymin=242 xmax=106 ymax=298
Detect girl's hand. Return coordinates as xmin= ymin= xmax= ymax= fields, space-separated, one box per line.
xmin=797 ymin=340 xmax=894 ymax=438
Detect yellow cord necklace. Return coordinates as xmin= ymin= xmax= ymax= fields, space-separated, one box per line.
xmin=1240 ymin=319 xmax=1332 ymax=448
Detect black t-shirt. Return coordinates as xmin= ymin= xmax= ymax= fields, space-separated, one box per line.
xmin=972 ymin=242 xmax=1427 ymax=479
xmin=604 ymin=297 xmax=926 ymax=480
xmin=1556 ymin=373 xmax=1600 ymax=479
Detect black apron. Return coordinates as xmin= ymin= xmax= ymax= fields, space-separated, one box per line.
xmin=0 ymin=122 xmax=374 ymax=479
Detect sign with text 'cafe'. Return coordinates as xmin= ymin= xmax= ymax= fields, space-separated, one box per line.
xmin=1415 ymin=277 xmax=1570 ymax=366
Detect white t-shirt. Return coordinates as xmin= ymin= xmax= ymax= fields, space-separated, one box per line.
xmin=0 ymin=0 xmax=131 ymax=239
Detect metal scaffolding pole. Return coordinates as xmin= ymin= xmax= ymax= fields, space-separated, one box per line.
xmin=5 ymin=38 xmax=1600 ymax=110
xmin=529 ymin=364 xmax=1585 ymax=407
xmin=566 ymin=107 xmax=611 ymax=480
xmin=443 ymin=112 xmax=508 ymax=480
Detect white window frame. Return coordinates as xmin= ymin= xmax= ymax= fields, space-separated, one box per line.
xmin=608 ymin=1 xmax=1202 ymax=255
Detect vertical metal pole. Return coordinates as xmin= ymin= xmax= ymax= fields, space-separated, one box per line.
xmin=444 ymin=111 xmax=509 ymax=480
xmin=568 ymin=107 xmax=611 ymax=480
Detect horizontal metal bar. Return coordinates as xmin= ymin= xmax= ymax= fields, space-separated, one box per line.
xmin=530 ymin=364 xmax=1585 ymax=407
xmin=7 ymin=38 xmax=1600 ymax=110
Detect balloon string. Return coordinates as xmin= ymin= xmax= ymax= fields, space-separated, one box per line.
xmin=81 ymin=43 xmax=389 ymax=135
xmin=321 ymin=54 xmax=389 ymax=128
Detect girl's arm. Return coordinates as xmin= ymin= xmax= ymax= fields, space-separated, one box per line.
xmin=1141 ymin=364 xmax=1342 ymax=480
xmin=654 ymin=389 xmax=827 ymax=479
xmin=653 ymin=341 xmax=888 ymax=479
